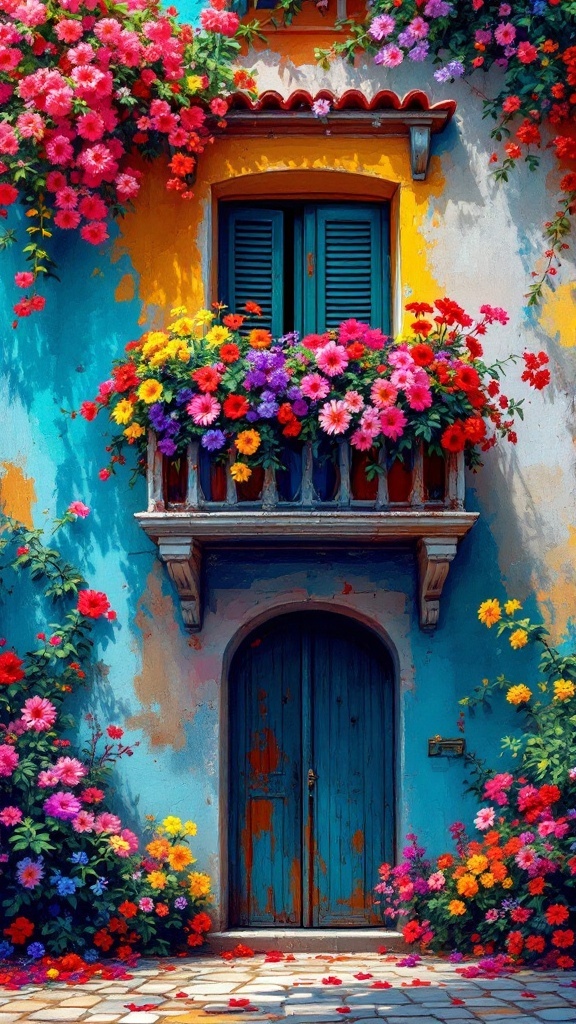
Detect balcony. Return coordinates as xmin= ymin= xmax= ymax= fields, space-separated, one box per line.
xmin=135 ymin=434 xmax=478 ymax=632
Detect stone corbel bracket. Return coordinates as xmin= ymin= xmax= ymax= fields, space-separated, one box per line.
xmin=417 ymin=536 xmax=458 ymax=631
xmin=409 ymin=124 xmax=431 ymax=181
xmin=157 ymin=535 xmax=203 ymax=631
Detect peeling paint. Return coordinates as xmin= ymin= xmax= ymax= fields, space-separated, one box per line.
xmin=0 ymin=462 xmax=36 ymax=527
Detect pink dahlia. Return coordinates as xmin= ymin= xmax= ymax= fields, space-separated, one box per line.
xmin=187 ymin=393 xmax=221 ymax=426
xmin=0 ymin=744 xmax=19 ymax=777
xmin=300 ymin=373 xmax=330 ymax=401
xmin=14 ymin=271 xmax=34 ymax=289
xmin=360 ymin=406 xmax=382 ymax=437
xmin=120 ymin=827 xmax=139 ymax=853
xmin=72 ymin=810 xmax=95 ymax=832
xmin=371 ymin=378 xmax=398 ymax=408
xmin=474 ymin=806 xmax=495 ymax=831
xmin=375 ymin=44 xmax=404 ymax=68
xmin=45 ymin=135 xmax=73 ymax=165
xmin=95 ymin=812 xmax=122 ymax=833
xmin=427 ymin=871 xmax=445 ymax=890
xmin=406 ymin=382 xmax=432 ymax=411
xmin=380 ymin=406 xmax=407 ymax=441
xmin=139 ymin=897 xmax=154 ymax=911
xmin=0 ymin=806 xmax=22 ymax=826
xmin=343 ymin=390 xmax=364 ymax=413
xmin=388 ymin=348 xmax=414 ymax=369
xmin=80 ymin=222 xmax=109 ymax=246
xmin=338 ymin=319 xmax=368 ymax=343
xmin=318 ymin=400 xmax=351 ymax=436
xmin=38 ymin=769 xmax=59 ymax=787
xmin=316 ymin=341 xmax=349 ymax=377
xmin=390 ymin=368 xmax=415 ymax=390
xmin=350 ymin=428 xmax=375 ymax=451
xmin=54 ymin=210 xmax=81 ymax=232
xmin=21 ymin=696 xmax=57 ymax=732
xmin=67 ymin=500 xmax=90 ymax=518
xmin=53 ymin=756 xmax=87 ymax=786
xmin=43 ymin=791 xmax=82 ymax=820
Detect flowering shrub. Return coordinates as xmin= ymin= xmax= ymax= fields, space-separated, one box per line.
xmin=0 ymin=509 xmax=213 ymax=958
xmin=0 ymin=0 xmax=256 ymax=321
xmin=314 ymin=0 xmax=576 ymax=304
xmin=374 ymin=597 xmax=576 ymax=967
xmin=85 ymin=297 xmax=549 ymax=483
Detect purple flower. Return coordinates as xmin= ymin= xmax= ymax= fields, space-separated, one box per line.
xmin=246 ymin=410 xmax=260 ymax=422
xmin=279 ymin=331 xmax=299 ymax=346
xmin=398 ymin=28 xmax=415 ymax=47
xmin=158 ymin=437 xmax=177 ymax=457
xmin=292 ymin=398 xmax=309 ymax=416
xmin=268 ymin=369 xmax=290 ymax=392
xmin=257 ymin=400 xmax=279 ymax=418
xmin=449 ymin=951 xmax=464 ymax=962
xmin=244 ymin=369 xmax=267 ymax=389
xmin=424 ymin=0 xmax=451 ymax=15
xmin=368 ymin=12 xmax=395 ymax=39
xmin=409 ymin=41 xmax=429 ymax=60
xmin=312 ymin=99 xmax=331 ymax=118
xmin=201 ymin=430 xmax=226 ymax=451
xmin=43 ymin=792 xmax=82 ymax=820
xmin=175 ymin=388 xmax=194 ymax=406
xmin=174 ymin=896 xmax=188 ymax=909
xmin=434 ymin=66 xmax=451 ymax=82
xmin=446 ymin=60 xmax=465 ymax=77
xmin=374 ymin=43 xmax=404 ymax=67
xmin=27 ymin=942 xmax=45 ymax=959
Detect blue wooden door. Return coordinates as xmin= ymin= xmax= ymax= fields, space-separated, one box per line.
xmin=229 ymin=612 xmax=394 ymax=927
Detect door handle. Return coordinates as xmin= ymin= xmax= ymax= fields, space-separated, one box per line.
xmin=308 ymin=768 xmax=319 ymax=790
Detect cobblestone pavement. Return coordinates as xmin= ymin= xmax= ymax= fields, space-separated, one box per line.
xmin=0 ymin=954 xmax=575 ymax=1024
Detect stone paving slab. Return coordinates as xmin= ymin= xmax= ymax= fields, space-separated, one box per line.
xmin=0 ymin=954 xmax=575 ymax=1023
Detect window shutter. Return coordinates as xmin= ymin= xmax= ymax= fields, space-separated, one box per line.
xmin=220 ymin=207 xmax=284 ymax=335
xmin=305 ymin=205 xmax=390 ymax=334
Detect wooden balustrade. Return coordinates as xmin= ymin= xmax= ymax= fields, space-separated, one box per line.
xmin=147 ymin=432 xmax=465 ymax=514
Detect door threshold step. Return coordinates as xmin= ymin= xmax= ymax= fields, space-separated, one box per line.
xmin=209 ymin=929 xmax=407 ymax=953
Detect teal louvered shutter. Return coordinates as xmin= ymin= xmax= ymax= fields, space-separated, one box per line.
xmin=220 ymin=206 xmax=284 ymax=335
xmin=303 ymin=204 xmax=389 ymax=335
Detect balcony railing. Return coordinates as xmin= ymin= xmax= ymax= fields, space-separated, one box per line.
xmin=136 ymin=432 xmax=478 ymax=633
xmin=145 ymin=433 xmax=465 ymax=513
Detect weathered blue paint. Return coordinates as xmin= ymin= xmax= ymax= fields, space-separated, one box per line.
xmin=229 ymin=611 xmax=393 ymax=927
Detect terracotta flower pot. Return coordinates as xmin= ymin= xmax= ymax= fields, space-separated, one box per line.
xmin=350 ymin=448 xmax=379 ymax=500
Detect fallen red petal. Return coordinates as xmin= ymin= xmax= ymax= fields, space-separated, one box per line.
xmin=336 ymin=1008 xmax=351 ymax=1014
xmin=354 ymin=972 xmax=373 ymax=980
xmin=175 ymin=992 xmax=189 ymax=998
xmin=371 ymin=980 xmax=392 ymax=989
xmin=322 ymin=976 xmax=342 ymax=985
xmin=229 ymin=998 xmax=251 ymax=1007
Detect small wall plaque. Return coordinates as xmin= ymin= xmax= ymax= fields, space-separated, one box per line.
xmin=428 ymin=737 xmax=466 ymax=758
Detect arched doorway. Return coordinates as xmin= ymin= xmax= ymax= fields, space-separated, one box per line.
xmin=228 ymin=610 xmax=395 ymax=928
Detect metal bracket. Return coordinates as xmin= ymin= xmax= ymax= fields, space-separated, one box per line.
xmin=428 ymin=737 xmax=466 ymax=758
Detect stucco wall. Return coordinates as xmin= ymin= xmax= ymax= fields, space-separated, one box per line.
xmin=2 ymin=41 xmax=576 ymax=929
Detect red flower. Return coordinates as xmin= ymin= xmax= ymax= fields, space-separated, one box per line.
xmin=187 ymin=932 xmax=204 ymax=946
xmin=0 ymin=651 xmax=25 ymax=685
xmin=441 ymin=423 xmax=466 ymax=452
xmin=277 ymin=403 xmax=295 ymax=425
xmin=466 ymin=337 xmax=483 ymax=359
xmin=403 ymin=920 xmax=423 ymax=943
xmin=118 ymin=901 xmax=138 ymax=918
xmin=411 ymin=320 xmax=433 ymax=336
xmin=113 ymin=363 xmax=139 ymax=393
xmin=346 ymin=342 xmax=365 ymax=360
xmin=244 ymin=301 xmax=262 ymax=315
xmin=405 ymin=301 xmax=434 ymax=315
xmin=223 ymin=314 xmax=245 ymax=330
xmin=411 ymin=344 xmax=434 ymax=366
xmin=463 ymin=416 xmax=486 ymax=444
xmin=507 ymin=931 xmax=524 ymax=956
xmin=223 ymin=395 xmax=250 ymax=420
xmin=525 ymin=935 xmax=546 ymax=953
xmin=454 ymin=366 xmax=481 ymax=392
xmin=220 ymin=343 xmax=240 ymax=363
xmin=192 ymin=366 xmax=221 ymax=393
xmin=553 ymin=930 xmax=575 ymax=949
xmin=81 ymin=787 xmax=105 ymax=804
xmin=434 ymin=298 xmax=472 ymax=327
xmin=528 ymin=877 xmax=545 ymax=895
xmin=546 ymin=904 xmax=570 ymax=926
xmin=191 ymin=911 xmax=212 ymax=934
xmin=107 ymin=725 xmax=124 ymax=739
xmin=0 ymin=184 xmax=18 ymax=206
xmin=283 ymin=419 xmax=302 ymax=438
xmin=4 ymin=916 xmax=34 ymax=944
xmin=77 ymin=590 xmax=111 ymax=618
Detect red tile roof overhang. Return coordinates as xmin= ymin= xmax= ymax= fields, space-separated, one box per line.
xmin=216 ymin=89 xmax=456 ymax=179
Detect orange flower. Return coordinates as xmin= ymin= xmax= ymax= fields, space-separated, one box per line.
xmin=223 ymin=314 xmax=245 ymax=330
xmin=456 ymin=874 xmax=479 ymax=898
xmin=248 ymin=329 xmax=272 ymax=349
xmin=118 ymin=901 xmax=138 ymax=919
xmin=491 ymin=862 xmax=508 ymax=882
xmin=528 ymin=877 xmax=545 ymax=895
xmin=245 ymin=301 xmax=262 ymax=315
xmin=169 ymin=153 xmax=196 ymax=178
xmin=502 ymin=836 xmax=522 ymax=856
xmin=437 ymin=854 xmax=454 ymax=869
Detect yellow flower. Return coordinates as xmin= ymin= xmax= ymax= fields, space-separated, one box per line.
xmin=188 ymin=871 xmax=211 ymax=898
xmin=146 ymin=838 xmax=171 ymax=861
xmin=142 ymin=331 xmax=169 ymax=360
xmin=138 ymin=379 xmax=163 ymax=404
xmin=448 ymin=899 xmax=466 ymax=916
xmin=162 ymin=815 xmax=183 ymax=835
xmin=478 ymin=599 xmax=502 ymax=627
xmin=168 ymin=844 xmax=196 ymax=871
xmin=235 ymin=429 xmax=261 ymax=456
xmin=504 ymin=599 xmax=522 ymax=615
xmin=205 ymin=325 xmax=231 ymax=347
xmin=170 ymin=316 xmax=195 ymax=337
xmin=553 ymin=678 xmax=575 ymax=701
xmin=502 ymin=877 xmax=513 ymax=889
xmin=506 ymin=684 xmax=532 ymax=705
xmin=109 ymin=835 xmax=130 ymax=854
xmin=147 ymin=870 xmax=167 ymax=890
xmin=192 ymin=308 xmax=215 ymax=326
xmin=148 ymin=348 xmax=171 ymax=367
xmin=456 ymin=874 xmax=479 ymax=898
xmin=466 ymin=854 xmax=489 ymax=876
xmin=230 ymin=463 xmax=252 ymax=483
xmin=509 ymin=629 xmax=528 ymax=650
xmin=46 ymin=969 xmax=60 ymax=979
xmin=183 ymin=820 xmax=198 ymax=836
xmin=111 ymin=399 xmax=134 ymax=425
xmin=480 ymin=872 xmax=495 ymax=889
xmin=170 ymin=305 xmax=187 ymax=317
xmin=186 ymin=74 xmax=204 ymax=93
xmin=124 ymin=422 xmax=145 ymax=440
